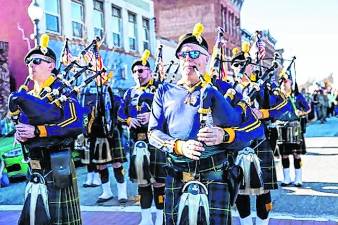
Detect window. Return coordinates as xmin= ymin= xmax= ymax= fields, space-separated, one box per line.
xmin=93 ymin=0 xmax=104 ymax=39
xmin=142 ymin=18 xmax=150 ymax=51
xmin=221 ymin=5 xmax=227 ymax=32
xmin=229 ymin=13 xmax=233 ymax=36
xmin=235 ymin=17 xmax=240 ymax=39
xmin=71 ymin=0 xmax=84 ymax=38
xmin=45 ymin=0 xmax=60 ymax=33
xmin=128 ymin=12 xmax=137 ymax=51
xmin=112 ymin=5 xmax=122 ymax=47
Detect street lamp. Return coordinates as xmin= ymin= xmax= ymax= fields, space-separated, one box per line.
xmin=28 ymin=0 xmax=43 ymax=46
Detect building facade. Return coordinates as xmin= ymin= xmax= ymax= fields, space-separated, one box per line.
xmin=0 ymin=0 xmax=34 ymax=118
xmin=2 ymin=0 xmax=157 ymax=92
xmin=154 ymin=0 xmax=244 ymax=75
xmin=41 ymin=0 xmax=157 ymax=91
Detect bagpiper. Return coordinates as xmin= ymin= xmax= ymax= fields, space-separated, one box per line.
xmin=85 ymin=72 xmax=128 ymax=204
xmin=148 ymin=23 xmax=264 ymax=225
xmin=11 ymin=34 xmax=84 ymax=225
xmin=118 ymin=50 xmax=166 ymax=225
xmin=230 ymin=48 xmax=290 ymax=225
xmin=278 ymin=76 xmax=310 ymax=187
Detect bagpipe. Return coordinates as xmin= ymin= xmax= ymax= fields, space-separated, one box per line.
xmin=133 ymin=47 xmax=179 ymax=119
xmin=196 ymin=26 xmax=243 ymax=130
xmin=8 ymin=35 xmax=107 ymax=161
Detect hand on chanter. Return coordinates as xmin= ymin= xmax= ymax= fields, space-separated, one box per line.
xmin=128 ymin=117 xmax=141 ymax=129
xmin=137 ymin=112 xmax=150 ymax=125
xmin=197 ymin=126 xmax=225 ymax=146
xmin=180 ymin=140 xmax=205 ymax=160
xmin=15 ymin=123 xmax=36 ymax=142
xmin=252 ymin=108 xmax=263 ymax=119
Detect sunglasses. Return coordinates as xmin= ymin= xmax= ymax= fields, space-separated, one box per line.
xmin=177 ymin=50 xmax=207 ymax=59
xmin=133 ymin=68 xmax=148 ymax=74
xmin=25 ymin=58 xmax=51 ymax=65
xmin=232 ymin=62 xmax=244 ymax=68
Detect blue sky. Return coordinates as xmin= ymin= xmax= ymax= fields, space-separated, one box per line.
xmin=241 ymin=0 xmax=338 ymax=85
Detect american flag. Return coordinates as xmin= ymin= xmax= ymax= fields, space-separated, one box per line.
xmin=61 ymin=48 xmax=73 ymax=66
xmin=93 ymin=46 xmax=103 ymax=71
xmin=256 ymin=38 xmax=266 ymax=60
xmin=82 ymin=49 xmax=103 ymax=71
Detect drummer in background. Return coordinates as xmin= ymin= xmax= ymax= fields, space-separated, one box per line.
xmin=279 ymin=78 xmax=310 ymax=187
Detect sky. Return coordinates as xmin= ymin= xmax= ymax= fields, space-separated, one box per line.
xmin=241 ymin=0 xmax=338 ymax=85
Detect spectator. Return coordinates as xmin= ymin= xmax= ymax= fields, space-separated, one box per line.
xmin=318 ymin=89 xmax=328 ymax=123
xmin=327 ymin=91 xmax=336 ymax=117
xmin=312 ymin=90 xmax=319 ymax=120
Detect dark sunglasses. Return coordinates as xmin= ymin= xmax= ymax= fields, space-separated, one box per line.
xmin=25 ymin=58 xmax=51 ymax=65
xmin=133 ymin=68 xmax=148 ymax=74
xmin=232 ymin=62 xmax=244 ymax=68
xmin=177 ymin=50 xmax=207 ymax=59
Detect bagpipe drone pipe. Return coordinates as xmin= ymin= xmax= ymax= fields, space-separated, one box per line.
xmin=8 ymin=36 xmax=104 ymax=126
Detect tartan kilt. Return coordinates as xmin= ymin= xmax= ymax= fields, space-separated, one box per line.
xmin=46 ymin=161 xmax=82 ymax=225
xmin=278 ymin=132 xmax=306 ymax=155
xmin=130 ymin=141 xmax=167 ymax=183
xmin=87 ymin=128 xmax=127 ymax=165
xmin=164 ymin=172 xmax=232 ymax=225
xmin=255 ymin=139 xmax=278 ymax=190
xmin=148 ymin=145 xmax=167 ymax=183
xmin=110 ymin=128 xmax=127 ymax=163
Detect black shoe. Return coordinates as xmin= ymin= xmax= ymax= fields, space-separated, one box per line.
xmin=294 ymin=183 xmax=302 ymax=187
xmin=118 ymin=198 xmax=128 ymax=204
xmin=83 ymin=183 xmax=100 ymax=188
xmin=281 ymin=182 xmax=291 ymax=187
xmin=96 ymin=196 xmax=114 ymax=203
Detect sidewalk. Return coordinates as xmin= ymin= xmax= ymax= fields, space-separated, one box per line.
xmin=305 ymin=117 xmax=338 ymax=138
xmin=306 ymin=137 xmax=338 ymax=148
xmin=0 ymin=209 xmax=337 ymax=225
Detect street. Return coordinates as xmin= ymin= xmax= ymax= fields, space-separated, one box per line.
xmin=1 ymin=118 xmax=338 ymax=224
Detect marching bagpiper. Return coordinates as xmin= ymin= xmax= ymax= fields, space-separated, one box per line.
xmin=11 ymin=34 xmax=84 ymax=225
xmin=148 ymin=23 xmax=265 ymax=225
xmin=85 ymin=72 xmax=128 ymax=204
xmin=118 ymin=50 xmax=166 ymax=225
xmin=278 ymin=77 xmax=310 ymax=187
xmin=230 ymin=48 xmax=291 ymax=225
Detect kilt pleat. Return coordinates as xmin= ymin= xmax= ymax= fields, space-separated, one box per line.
xmin=255 ymin=139 xmax=278 ymax=190
xmin=278 ymin=132 xmax=306 ymax=155
xmin=164 ymin=173 xmax=232 ymax=225
xmin=110 ymin=128 xmax=127 ymax=163
xmin=87 ymin=128 xmax=127 ymax=165
xmin=149 ymin=145 xmax=167 ymax=182
xmin=47 ymin=162 xmax=82 ymax=225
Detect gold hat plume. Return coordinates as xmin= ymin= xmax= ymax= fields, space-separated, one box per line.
xmin=97 ymin=70 xmax=113 ymax=85
xmin=241 ymin=41 xmax=250 ymax=57
xmin=232 ymin=47 xmax=240 ymax=56
xmin=40 ymin=34 xmax=49 ymax=55
xmin=192 ymin=23 xmax=204 ymax=44
xmin=279 ymin=68 xmax=287 ymax=79
xmin=141 ymin=49 xmax=151 ymax=66
xmin=202 ymin=72 xmax=212 ymax=84
xmin=249 ymin=72 xmax=257 ymax=82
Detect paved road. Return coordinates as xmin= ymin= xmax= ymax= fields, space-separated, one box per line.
xmin=0 ymin=210 xmax=337 ymax=225
xmin=1 ymin=117 xmax=338 ymax=224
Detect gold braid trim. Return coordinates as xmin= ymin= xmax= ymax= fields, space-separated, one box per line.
xmin=198 ymin=108 xmax=211 ymax=114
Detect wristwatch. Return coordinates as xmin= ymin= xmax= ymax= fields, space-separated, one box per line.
xmin=34 ymin=126 xmax=40 ymax=137
xmin=222 ymin=130 xmax=230 ymax=143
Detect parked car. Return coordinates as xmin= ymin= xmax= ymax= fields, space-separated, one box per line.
xmin=0 ymin=137 xmax=29 ymax=178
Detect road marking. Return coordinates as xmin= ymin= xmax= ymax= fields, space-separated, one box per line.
xmin=1 ymin=205 xmax=337 ymax=221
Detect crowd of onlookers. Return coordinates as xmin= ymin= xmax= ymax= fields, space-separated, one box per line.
xmin=303 ymin=88 xmax=338 ymax=123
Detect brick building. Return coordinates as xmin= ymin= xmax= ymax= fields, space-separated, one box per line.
xmin=154 ymin=0 xmax=244 ymax=67
xmin=1 ymin=0 xmax=157 ymax=93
